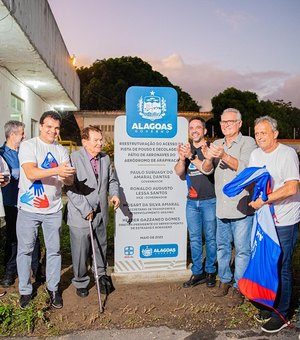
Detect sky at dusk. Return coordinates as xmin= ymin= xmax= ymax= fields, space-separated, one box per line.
xmin=48 ymin=0 xmax=300 ymax=111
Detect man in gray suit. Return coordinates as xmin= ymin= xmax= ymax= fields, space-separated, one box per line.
xmin=66 ymin=126 xmax=120 ymax=298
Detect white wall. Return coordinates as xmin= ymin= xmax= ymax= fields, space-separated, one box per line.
xmin=1 ymin=0 xmax=80 ymax=108
xmin=0 ymin=67 xmax=51 ymax=144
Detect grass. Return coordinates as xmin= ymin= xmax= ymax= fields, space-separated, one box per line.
xmin=0 ymin=202 xmax=115 ymax=336
xmin=0 ymin=291 xmax=53 ymax=335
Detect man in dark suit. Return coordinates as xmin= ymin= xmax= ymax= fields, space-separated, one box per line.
xmin=66 ymin=126 xmax=120 ymax=298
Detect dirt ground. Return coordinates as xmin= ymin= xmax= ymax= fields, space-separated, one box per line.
xmin=2 ymin=260 xmax=300 ymax=337
xmin=1 ymin=266 xmax=271 ymax=336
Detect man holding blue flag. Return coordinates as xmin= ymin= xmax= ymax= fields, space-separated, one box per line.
xmin=249 ymin=116 xmax=300 ymax=333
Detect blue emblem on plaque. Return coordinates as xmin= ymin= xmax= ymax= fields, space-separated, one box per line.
xmin=140 ymin=244 xmax=178 ymax=258
xmin=126 ymin=86 xmax=177 ymax=138
xmin=124 ymin=246 xmax=134 ymax=256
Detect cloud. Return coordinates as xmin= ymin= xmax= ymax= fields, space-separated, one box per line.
xmin=266 ymin=75 xmax=300 ymax=107
xmin=215 ymin=9 xmax=252 ymax=30
xmin=148 ymin=54 xmax=298 ymax=110
xmin=76 ymin=52 xmax=300 ymax=111
xmin=161 ymin=54 xmax=185 ymax=69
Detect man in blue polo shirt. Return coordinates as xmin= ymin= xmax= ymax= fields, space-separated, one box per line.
xmin=0 ymin=121 xmax=44 ymax=288
xmin=0 ymin=154 xmax=10 ymax=297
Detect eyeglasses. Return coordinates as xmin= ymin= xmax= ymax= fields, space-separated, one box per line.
xmin=219 ymin=120 xmax=239 ymax=126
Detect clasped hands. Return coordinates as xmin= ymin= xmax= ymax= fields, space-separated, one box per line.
xmin=57 ymin=161 xmax=76 ymax=179
xmin=177 ymin=142 xmax=225 ymax=161
xmin=201 ymin=143 xmax=225 ymax=160
xmin=177 ymin=143 xmax=194 ymax=160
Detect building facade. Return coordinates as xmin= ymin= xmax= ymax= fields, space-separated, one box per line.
xmin=0 ymin=0 xmax=80 ymax=141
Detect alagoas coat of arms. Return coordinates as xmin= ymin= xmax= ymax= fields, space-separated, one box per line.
xmin=137 ymin=91 xmax=167 ymax=121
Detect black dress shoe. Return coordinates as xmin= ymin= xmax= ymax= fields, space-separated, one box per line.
xmin=76 ymin=288 xmax=89 ymax=298
xmin=183 ymin=273 xmax=206 ymax=288
xmin=1 ymin=274 xmax=16 ymax=288
xmin=47 ymin=289 xmax=63 ymax=309
xmin=20 ymin=294 xmax=32 ymax=309
xmin=206 ymin=272 xmax=216 ymax=288
xmin=99 ymin=275 xmax=115 ymax=295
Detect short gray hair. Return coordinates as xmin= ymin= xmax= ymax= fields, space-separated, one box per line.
xmin=4 ymin=120 xmax=25 ymax=139
xmin=254 ymin=116 xmax=278 ymax=131
xmin=221 ymin=108 xmax=242 ymax=121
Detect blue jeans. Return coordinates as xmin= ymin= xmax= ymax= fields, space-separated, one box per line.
xmin=16 ymin=209 xmax=62 ymax=295
xmin=272 ymin=223 xmax=298 ymax=318
xmin=217 ymin=215 xmax=253 ymax=288
xmin=186 ymin=198 xmax=217 ymax=275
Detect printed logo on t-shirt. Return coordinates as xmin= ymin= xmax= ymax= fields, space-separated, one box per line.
xmin=41 ymin=152 xmax=58 ymax=169
xmin=188 ymin=162 xmax=202 ymax=177
xmin=19 ymin=153 xmax=56 ymax=209
xmin=186 ymin=175 xmax=198 ymax=198
xmin=20 ymin=179 xmax=49 ymax=208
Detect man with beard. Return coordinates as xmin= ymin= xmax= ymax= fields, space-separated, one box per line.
xmin=175 ymin=117 xmax=217 ymax=289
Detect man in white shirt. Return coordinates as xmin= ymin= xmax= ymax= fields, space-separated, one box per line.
xmin=249 ymin=116 xmax=300 ymax=333
xmin=16 ymin=111 xmax=75 ymax=309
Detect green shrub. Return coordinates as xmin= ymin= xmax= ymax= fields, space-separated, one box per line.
xmin=0 ymin=293 xmax=51 ymax=336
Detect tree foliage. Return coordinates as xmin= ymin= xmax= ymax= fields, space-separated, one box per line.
xmin=77 ymin=56 xmax=200 ymax=112
xmin=209 ymin=87 xmax=299 ymax=138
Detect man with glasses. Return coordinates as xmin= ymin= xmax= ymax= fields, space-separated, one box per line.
xmin=16 ymin=111 xmax=75 ymax=309
xmin=201 ymin=108 xmax=256 ymax=306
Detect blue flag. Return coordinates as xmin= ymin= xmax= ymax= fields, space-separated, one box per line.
xmin=223 ymin=166 xmax=281 ymax=309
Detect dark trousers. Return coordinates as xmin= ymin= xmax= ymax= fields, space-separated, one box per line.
xmin=272 ymin=223 xmax=298 ymax=318
xmin=4 ymin=206 xmax=42 ymax=277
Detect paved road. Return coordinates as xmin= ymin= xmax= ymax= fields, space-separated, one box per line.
xmin=6 ymin=326 xmax=300 ymax=339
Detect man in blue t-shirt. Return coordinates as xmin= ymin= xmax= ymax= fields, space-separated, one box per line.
xmin=175 ymin=117 xmax=217 ymax=288
xmin=0 ymin=121 xmax=44 ymax=289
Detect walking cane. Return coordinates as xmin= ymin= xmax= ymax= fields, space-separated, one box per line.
xmin=88 ymin=218 xmax=103 ymax=313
